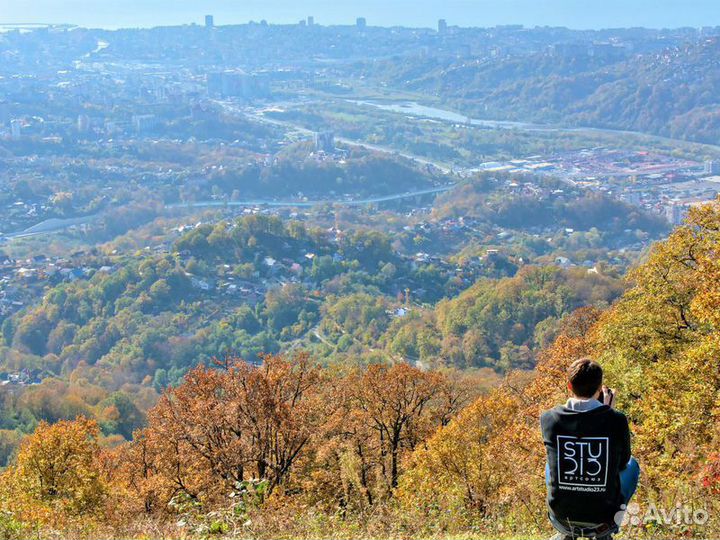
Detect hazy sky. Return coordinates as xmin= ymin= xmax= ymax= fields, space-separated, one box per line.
xmin=1 ymin=0 xmax=720 ymax=30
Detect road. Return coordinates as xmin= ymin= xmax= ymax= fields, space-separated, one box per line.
xmin=216 ymin=100 xmax=456 ymax=174
xmin=236 ymin=97 xmax=720 ymax=171
xmin=166 ymin=185 xmax=453 ymax=210
xmin=7 ymin=100 xmax=466 ymax=240
xmin=6 ymin=213 xmax=102 ymax=239
xmin=5 ymin=185 xmax=454 ymax=239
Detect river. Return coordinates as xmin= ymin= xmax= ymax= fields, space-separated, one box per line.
xmin=348 ymin=99 xmax=720 ymax=151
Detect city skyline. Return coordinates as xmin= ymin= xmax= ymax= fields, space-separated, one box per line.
xmin=2 ymin=0 xmax=720 ymax=30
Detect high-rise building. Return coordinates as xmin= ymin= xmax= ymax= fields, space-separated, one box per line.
xmin=438 ymin=19 xmax=448 ymax=34
xmin=665 ymin=202 xmax=688 ymax=226
xmin=704 ymin=160 xmax=720 ymax=175
xmin=207 ymin=71 xmax=270 ymax=99
xmin=131 ymin=114 xmax=158 ymax=133
xmin=77 ymin=114 xmax=90 ymax=133
xmin=314 ymin=131 xmax=335 ymax=153
xmin=356 ymin=17 xmax=367 ymax=29
xmin=205 ymin=15 xmax=214 ymax=28
xmin=307 ymin=16 xmax=314 ymax=26
xmin=10 ymin=119 xmax=21 ymax=140
xmin=0 ymin=102 xmax=9 ymax=125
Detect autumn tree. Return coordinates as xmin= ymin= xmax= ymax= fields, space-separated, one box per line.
xmin=312 ymin=362 xmax=452 ymax=511
xmin=596 ymin=198 xmax=720 ymax=492
xmin=398 ymin=198 xmax=720 ymax=538
xmin=357 ymin=363 xmax=444 ymax=490
xmin=120 ymin=353 xmax=331 ymax=511
xmin=0 ymin=417 xmax=111 ymax=534
xmin=396 ymin=306 xmax=602 ymax=537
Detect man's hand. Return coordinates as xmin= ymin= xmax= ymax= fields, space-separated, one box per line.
xmin=602 ymin=385 xmax=616 ymax=408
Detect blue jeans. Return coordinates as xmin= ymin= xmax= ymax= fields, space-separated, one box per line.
xmin=545 ymin=457 xmax=640 ymax=504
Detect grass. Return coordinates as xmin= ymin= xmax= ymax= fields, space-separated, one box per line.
xmin=122 ymin=534 xmax=547 ymax=540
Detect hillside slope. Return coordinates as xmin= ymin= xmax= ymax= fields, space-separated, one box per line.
xmin=372 ymin=38 xmax=720 ymax=144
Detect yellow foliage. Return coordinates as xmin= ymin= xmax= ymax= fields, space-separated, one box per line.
xmin=397 ymin=310 xmax=600 ymax=537
xmin=397 ymin=198 xmax=720 ymax=538
xmin=0 ymin=416 xmax=114 ymax=535
xmin=597 ymin=198 xmax=720 ymax=492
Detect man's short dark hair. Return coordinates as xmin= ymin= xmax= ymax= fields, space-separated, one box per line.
xmin=568 ymin=358 xmax=603 ymax=398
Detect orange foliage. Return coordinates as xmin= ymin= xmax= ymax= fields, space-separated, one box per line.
xmin=117 ymin=353 xmax=332 ymax=512
xmin=0 ymin=416 xmax=118 ymax=535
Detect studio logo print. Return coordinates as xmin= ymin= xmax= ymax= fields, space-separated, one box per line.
xmin=557 ymin=435 xmax=608 ymax=492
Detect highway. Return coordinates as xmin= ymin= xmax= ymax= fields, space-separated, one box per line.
xmin=165 ymin=185 xmax=453 ymax=209
xmin=6 ymin=214 xmax=102 ymax=239
xmin=6 ymin=186 xmax=454 ymax=239
xmin=216 ymin=100 xmax=456 ymax=174
xmin=7 ymin=101 xmax=464 ymax=240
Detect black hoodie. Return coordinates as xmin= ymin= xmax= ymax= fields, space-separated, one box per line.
xmin=541 ymin=403 xmax=631 ymax=525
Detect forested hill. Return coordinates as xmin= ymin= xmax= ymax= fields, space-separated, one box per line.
xmin=0 ymin=199 xmax=717 ymax=540
xmin=368 ymin=37 xmax=720 ymax=144
xmin=0 ymin=173 xmax=669 ymax=470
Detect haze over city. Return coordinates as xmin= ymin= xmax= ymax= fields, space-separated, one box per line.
xmin=2 ymin=0 xmax=720 ymax=29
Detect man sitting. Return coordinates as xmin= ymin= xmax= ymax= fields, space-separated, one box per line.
xmin=541 ymin=358 xmax=640 ymax=539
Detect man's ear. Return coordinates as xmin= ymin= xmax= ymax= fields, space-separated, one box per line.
xmin=567 ymin=382 xmax=573 ymax=394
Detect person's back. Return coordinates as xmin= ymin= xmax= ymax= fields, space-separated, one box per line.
xmin=541 ymin=358 xmax=639 ymax=539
